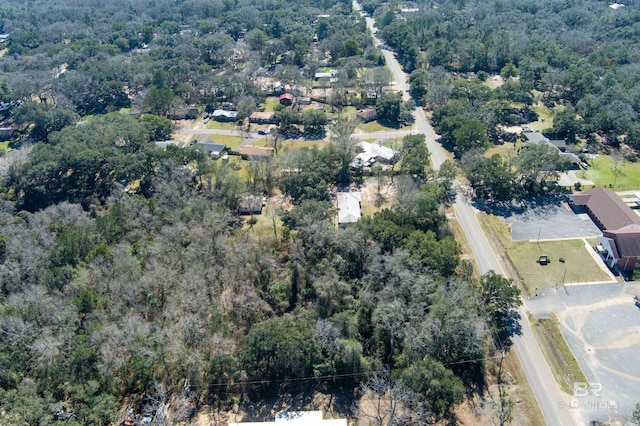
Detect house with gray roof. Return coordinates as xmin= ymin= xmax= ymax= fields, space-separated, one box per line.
xmin=192 ymin=142 xmax=227 ymax=157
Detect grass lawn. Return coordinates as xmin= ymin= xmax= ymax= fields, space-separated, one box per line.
xmin=263 ymin=97 xmax=281 ymax=112
xmin=484 ymin=142 xmax=517 ymax=158
xmin=507 ymin=239 xmax=611 ymax=290
xmin=528 ymin=104 xmax=555 ymax=132
xmin=199 ymin=134 xmax=244 ymax=150
xmin=205 ymin=121 xmax=236 ymax=130
xmin=0 ymin=141 xmax=9 ymax=151
xmin=357 ymin=120 xmax=409 ymax=133
xmin=579 ymin=154 xmax=640 ymax=189
xmin=482 ymin=214 xmax=611 ymax=291
xmin=341 ymin=106 xmax=357 ymax=116
xmin=531 ymin=314 xmax=587 ymax=393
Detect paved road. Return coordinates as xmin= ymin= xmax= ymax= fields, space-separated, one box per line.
xmin=353 ymin=2 xmax=577 ymax=425
xmin=175 ymin=126 xmax=413 ymax=142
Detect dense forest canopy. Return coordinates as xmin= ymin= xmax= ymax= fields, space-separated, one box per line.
xmin=4 ymin=0 xmax=623 ymax=423
xmin=368 ymin=0 xmax=640 ymax=151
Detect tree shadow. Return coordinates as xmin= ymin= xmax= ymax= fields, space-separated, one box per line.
xmin=471 ymin=193 xmax=569 ymax=220
xmin=228 ymin=382 xmax=355 ymax=423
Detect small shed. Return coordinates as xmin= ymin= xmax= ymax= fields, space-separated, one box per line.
xmin=239 ymin=196 xmax=263 ymax=215
xmin=279 ymin=93 xmax=294 ymax=106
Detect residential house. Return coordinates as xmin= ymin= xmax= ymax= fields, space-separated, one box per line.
xmin=356 ymin=108 xmax=377 ymax=123
xmin=211 ymin=109 xmax=238 ymax=122
xmin=169 ymin=107 xmax=198 ymax=120
xmin=229 ymin=410 xmax=347 ymax=426
xmin=249 ymin=111 xmax=278 ymax=125
xmin=314 ymin=70 xmax=338 ymax=83
xmin=154 ymin=140 xmax=181 ymax=149
xmin=298 ymin=97 xmax=312 ymax=106
xmin=350 ymin=141 xmax=398 ymax=169
xmin=572 ymin=187 xmax=640 ymax=272
xmin=193 ymin=142 xmax=227 ymax=158
xmin=523 ymin=131 xmax=581 ymax=168
xmin=238 ymin=195 xmax=263 ymax=215
xmin=337 ymin=192 xmax=362 ymax=226
xmin=0 ymin=127 xmax=14 ymax=141
xmin=238 ymin=144 xmax=275 ymax=160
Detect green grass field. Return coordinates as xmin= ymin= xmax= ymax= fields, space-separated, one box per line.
xmin=205 ymin=120 xmax=236 ymax=130
xmin=531 ymin=314 xmax=587 ymax=393
xmin=484 ymin=142 xmax=517 ymax=158
xmin=263 ymin=97 xmax=281 ymax=112
xmin=199 ymin=134 xmax=244 ymax=149
xmin=482 ymin=214 xmax=611 ymax=291
xmin=528 ymin=104 xmax=554 ymax=132
xmin=357 ymin=120 xmax=410 ymax=132
xmin=580 ymin=154 xmax=640 ymax=189
xmin=508 ymin=239 xmax=611 ymax=289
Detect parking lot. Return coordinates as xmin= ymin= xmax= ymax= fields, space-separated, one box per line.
xmin=504 ymin=201 xmax=602 ymax=241
xmin=526 ymin=282 xmax=640 ymax=424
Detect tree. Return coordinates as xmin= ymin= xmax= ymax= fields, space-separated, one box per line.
xmin=465 ymin=153 xmax=521 ymax=202
xmin=552 ymin=105 xmax=581 ymax=143
xmin=242 ymin=314 xmax=321 ymax=381
xmin=478 ymin=271 xmax=522 ymax=340
xmin=403 ymin=230 xmax=459 ymax=277
xmin=452 ymin=119 xmax=489 ymax=157
xmin=632 ymin=402 xmax=640 ymax=424
xmin=400 ymin=358 xmax=465 ymax=419
xmin=356 ymin=369 xmax=415 ymax=426
xmin=375 ymin=92 xmax=413 ymax=125
xmin=514 ymin=143 xmax=570 ymax=194
xmin=302 ymin=108 xmax=327 ymax=135
xmin=144 ymin=86 xmax=175 ymax=116
xmin=438 ymin=159 xmax=458 ymax=193
xmin=141 ymin=114 xmax=174 ymax=140
xmin=13 ymin=102 xmax=78 ymax=142
xmin=399 ymin=134 xmax=430 ymax=179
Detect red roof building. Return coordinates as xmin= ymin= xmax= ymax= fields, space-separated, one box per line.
xmin=279 ymin=93 xmax=294 ymax=106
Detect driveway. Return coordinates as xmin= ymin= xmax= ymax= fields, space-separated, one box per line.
xmin=526 ymin=282 xmax=640 ymax=424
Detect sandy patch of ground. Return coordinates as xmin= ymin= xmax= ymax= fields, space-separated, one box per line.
xmin=358 ymin=176 xmax=397 ymax=216
xmin=557 ymin=171 xmax=594 ymax=188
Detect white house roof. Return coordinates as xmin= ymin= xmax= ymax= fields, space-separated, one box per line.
xmin=337 ymin=192 xmax=362 ymax=224
xmin=358 ymin=141 xmax=396 ymax=161
xmin=350 ymin=141 xmax=398 ymax=168
xmin=212 ymin=109 xmax=238 ymax=118
xmin=229 ymin=411 xmax=347 ymax=425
